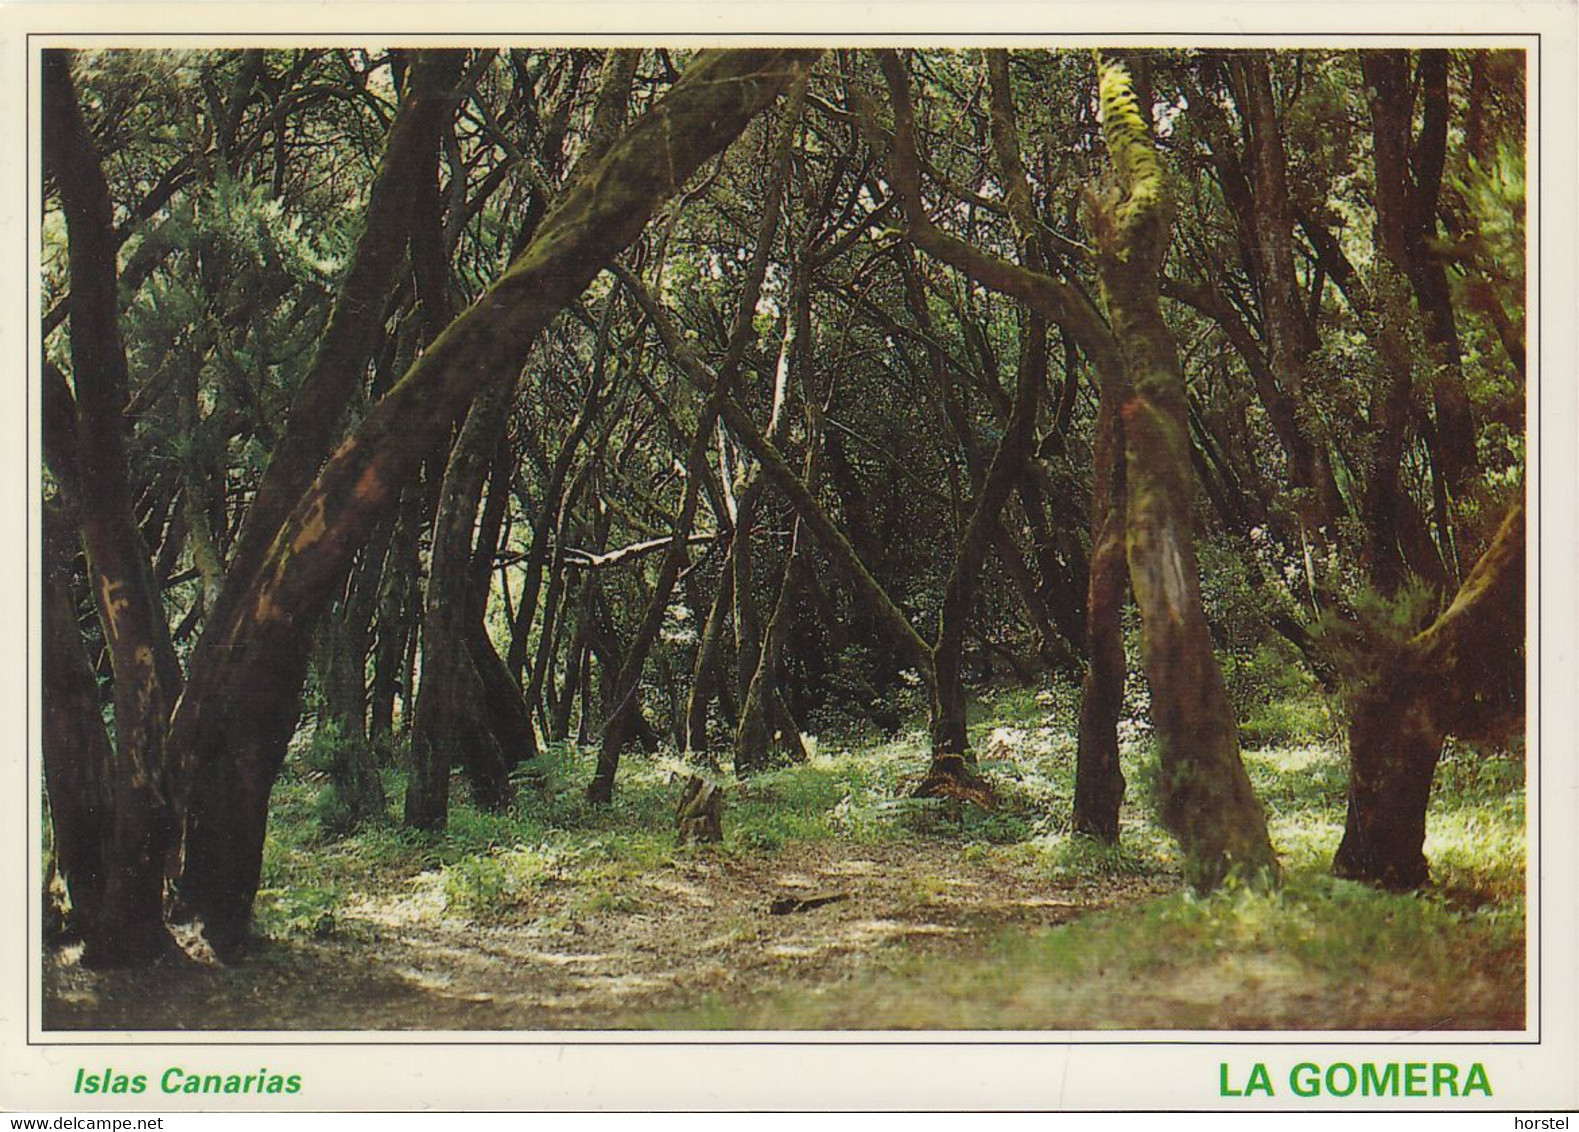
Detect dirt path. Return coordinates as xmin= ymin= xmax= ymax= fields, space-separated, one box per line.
xmin=44 ymin=838 xmax=1171 ymax=1031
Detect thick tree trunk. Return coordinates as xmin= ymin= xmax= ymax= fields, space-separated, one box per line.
xmin=1333 ymin=500 xmax=1524 ymax=889
xmin=42 ymin=501 xmax=116 ymax=958
xmin=168 ymin=49 xmax=818 ymax=958
xmin=208 ymin=51 xmax=469 ymax=639
xmin=1094 ymin=58 xmax=1277 ymax=889
xmin=1073 ymin=390 xmax=1129 ymax=842
xmin=407 ymin=385 xmax=526 ymax=829
xmin=43 ymin=52 xmax=182 ymax=965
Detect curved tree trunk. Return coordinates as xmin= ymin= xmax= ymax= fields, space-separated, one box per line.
xmin=588 ymin=391 xmax=724 ymax=802
xmin=1333 ymin=499 xmax=1524 ymax=889
xmin=910 ymin=52 xmax=1044 ymax=805
xmin=1093 ymin=57 xmax=1277 ymax=889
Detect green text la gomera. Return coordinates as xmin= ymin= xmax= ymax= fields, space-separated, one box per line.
xmin=1220 ymin=1060 xmax=1492 ymax=1098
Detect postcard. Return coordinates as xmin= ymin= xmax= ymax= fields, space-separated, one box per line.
xmin=2 ymin=0 xmax=1574 ymax=1114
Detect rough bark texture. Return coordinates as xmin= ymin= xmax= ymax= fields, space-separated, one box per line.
xmin=1073 ymin=389 xmax=1129 ymax=842
xmin=42 ymin=501 xmax=117 ymax=957
xmin=210 ymin=51 xmax=469 ymax=638
xmin=168 ymin=49 xmax=819 ymax=959
xmin=407 ymin=385 xmax=525 ymax=830
xmin=1333 ymin=500 xmax=1524 ymax=889
xmin=43 ymin=52 xmax=182 ymax=965
xmin=1094 ymin=58 xmax=1277 ymax=888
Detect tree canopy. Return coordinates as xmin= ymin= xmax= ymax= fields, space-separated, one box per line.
xmin=41 ymin=46 xmax=1525 ymax=970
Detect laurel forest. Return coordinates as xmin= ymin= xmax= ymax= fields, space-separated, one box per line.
xmin=41 ymin=46 xmax=1526 ymax=1030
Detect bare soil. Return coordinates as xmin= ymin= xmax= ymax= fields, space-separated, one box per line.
xmin=43 ymin=837 xmax=1172 ymax=1032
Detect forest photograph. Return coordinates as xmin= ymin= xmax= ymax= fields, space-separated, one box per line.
xmin=38 ymin=44 xmax=1528 ymax=1032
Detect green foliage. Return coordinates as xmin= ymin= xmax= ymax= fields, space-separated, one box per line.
xmin=1451 ymin=141 xmax=1525 ymax=293
xmin=646 ymin=861 xmax=1521 ymax=1031
xmin=1223 ymin=642 xmax=1339 ymax=747
xmin=1311 ymin=578 xmax=1441 ymax=699
xmin=1095 ymin=55 xmax=1168 ymax=238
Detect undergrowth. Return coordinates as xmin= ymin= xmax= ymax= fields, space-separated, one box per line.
xmin=253 ymin=681 xmax=1526 ymax=1030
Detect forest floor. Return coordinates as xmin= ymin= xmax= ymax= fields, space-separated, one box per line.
xmin=43 ymin=686 xmax=1527 ymax=1032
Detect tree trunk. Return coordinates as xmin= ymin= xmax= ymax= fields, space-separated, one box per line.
xmin=504 ymin=296 xmax=619 ymax=686
xmin=735 ymin=494 xmax=815 ymax=774
xmin=43 ymin=52 xmax=182 ymax=965
xmin=1073 ymin=389 xmax=1129 ymax=842
xmin=41 ymin=500 xmax=116 ymax=958
xmin=684 ymin=560 xmax=736 ymax=757
xmin=913 ymin=52 xmax=1045 ymax=804
xmin=407 ymin=385 xmax=525 ymax=829
xmin=1333 ymin=500 xmax=1524 ymax=889
xmin=621 ymin=269 xmax=937 ymax=694
xmin=315 ymin=520 xmax=396 ymax=830
xmin=1094 ymin=57 xmax=1277 ymax=889
xmin=206 ymin=51 xmax=469 ymax=640
xmin=919 ymin=315 xmax=1041 ymax=802
xmin=369 ymin=488 xmax=423 ymax=750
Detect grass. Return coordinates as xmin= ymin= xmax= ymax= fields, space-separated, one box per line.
xmin=247 ymin=681 xmax=1526 ymax=1030
xmin=642 ymin=864 xmax=1523 ymax=1030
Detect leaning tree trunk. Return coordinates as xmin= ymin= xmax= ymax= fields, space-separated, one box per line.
xmin=166 ymin=50 xmax=471 ymax=954
xmin=167 ymin=50 xmax=819 ymax=959
xmin=1333 ymin=499 xmax=1524 ymax=889
xmin=917 ymin=320 xmax=1041 ymax=803
xmin=1093 ymin=57 xmax=1277 ymax=889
